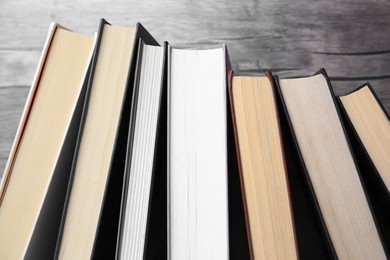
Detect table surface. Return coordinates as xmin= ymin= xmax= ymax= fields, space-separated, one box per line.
xmin=1 ymin=0 xmax=390 ymax=175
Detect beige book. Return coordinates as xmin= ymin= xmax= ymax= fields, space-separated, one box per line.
xmin=339 ymin=84 xmax=390 ymax=191
xmin=57 ymin=23 xmax=136 ymax=259
xmin=0 ymin=24 xmax=95 ymax=259
xmin=278 ymin=71 xmax=386 ymax=260
xmin=230 ymin=75 xmax=298 ymax=260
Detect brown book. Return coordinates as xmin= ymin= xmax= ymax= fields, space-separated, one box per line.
xmin=228 ymin=70 xmax=298 ymax=260
xmin=0 ymin=23 xmax=95 ymax=259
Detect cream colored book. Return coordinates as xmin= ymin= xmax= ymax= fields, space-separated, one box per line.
xmin=278 ymin=70 xmax=387 ymax=259
xmin=230 ymin=73 xmax=298 ymax=260
xmin=56 ymin=20 xmax=137 ymax=260
xmin=0 ymin=23 xmax=95 ymax=259
xmin=339 ymin=84 xmax=390 ymax=192
xmin=56 ymin=19 xmax=160 ymax=259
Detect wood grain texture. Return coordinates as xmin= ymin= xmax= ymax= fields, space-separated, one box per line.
xmin=0 ymin=87 xmax=29 ymax=177
xmin=0 ymin=0 xmax=389 ymax=258
xmin=0 ymin=0 xmax=389 ymax=188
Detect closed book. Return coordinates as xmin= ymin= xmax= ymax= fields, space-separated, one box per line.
xmin=0 ymin=23 xmax=95 ymax=259
xmin=228 ymin=70 xmax=299 ymax=260
xmin=115 ymin=41 xmax=167 ymax=260
xmin=55 ymin=19 xmax=159 ymax=259
xmin=271 ymin=73 xmax=332 ymax=259
xmin=167 ymin=45 xmax=231 ymax=260
xmin=338 ymin=83 xmax=390 ymax=252
xmin=275 ymin=69 xmax=387 ymax=259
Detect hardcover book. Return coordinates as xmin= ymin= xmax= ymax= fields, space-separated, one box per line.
xmin=0 ymin=23 xmax=95 ymax=259
xmin=167 ymin=45 xmax=230 ymax=260
xmin=228 ymin=71 xmax=298 ymax=260
xmin=116 ymin=41 xmax=167 ymax=260
xmin=338 ymin=83 xmax=390 ymax=252
xmin=55 ymin=19 xmax=159 ymax=259
xmin=275 ymin=69 xmax=387 ymax=259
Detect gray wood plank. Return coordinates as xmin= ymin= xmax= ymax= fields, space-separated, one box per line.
xmin=0 ymin=51 xmax=41 ymax=87
xmin=0 ymin=87 xmax=29 ymax=176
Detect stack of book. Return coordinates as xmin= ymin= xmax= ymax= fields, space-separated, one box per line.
xmin=0 ymin=19 xmax=389 ymax=260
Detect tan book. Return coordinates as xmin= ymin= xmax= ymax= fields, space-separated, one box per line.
xmin=56 ymin=19 xmax=160 ymax=259
xmin=339 ymin=84 xmax=390 ymax=192
xmin=56 ymin=21 xmax=136 ymax=260
xmin=277 ymin=69 xmax=387 ymax=259
xmin=0 ymin=23 xmax=95 ymax=259
xmin=228 ymin=71 xmax=298 ymax=260
xmin=338 ymin=84 xmax=390 ymax=253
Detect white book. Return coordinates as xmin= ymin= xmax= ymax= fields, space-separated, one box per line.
xmin=168 ymin=45 xmax=229 ymax=260
xmin=117 ymin=42 xmax=165 ymax=260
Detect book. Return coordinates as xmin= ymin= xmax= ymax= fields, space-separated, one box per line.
xmin=274 ymin=74 xmax=332 ymax=259
xmin=167 ymin=45 xmax=230 ymax=259
xmin=141 ymin=42 xmax=168 ymax=260
xmin=338 ymin=83 xmax=390 ymax=251
xmin=276 ymin=106 xmax=332 ymax=260
xmin=0 ymin=23 xmax=95 ymax=259
xmin=275 ymin=69 xmax=387 ymax=259
xmin=338 ymin=84 xmax=390 ymax=196
xmin=228 ymin=71 xmax=298 ymax=260
xmin=55 ymin=19 xmax=159 ymax=259
xmin=116 ymin=41 xmax=166 ymax=260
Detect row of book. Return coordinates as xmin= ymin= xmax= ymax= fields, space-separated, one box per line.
xmin=0 ymin=19 xmax=389 ymax=259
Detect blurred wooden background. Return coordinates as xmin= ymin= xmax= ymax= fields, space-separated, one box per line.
xmin=1 ymin=0 xmax=390 ymax=175
xmin=0 ymin=0 xmax=389 ymax=258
